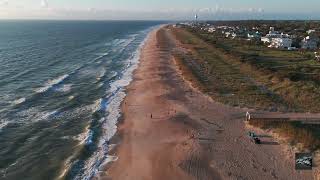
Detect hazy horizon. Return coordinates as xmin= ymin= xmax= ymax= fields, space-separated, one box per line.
xmin=0 ymin=0 xmax=319 ymax=20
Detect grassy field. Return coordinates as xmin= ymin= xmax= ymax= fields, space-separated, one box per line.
xmin=170 ymin=26 xmax=320 ymax=112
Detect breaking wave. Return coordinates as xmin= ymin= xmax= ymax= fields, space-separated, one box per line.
xmin=35 ymin=74 xmax=70 ymax=93
xmin=12 ymin=98 xmax=26 ymax=105
xmin=73 ymin=29 xmax=150 ymax=180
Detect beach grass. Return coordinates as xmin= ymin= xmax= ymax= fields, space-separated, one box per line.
xmin=171 ymin=27 xmax=292 ymax=111
xmin=249 ymin=120 xmax=320 ymax=151
xmin=170 ymin=26 xmax=320 ymax=113
xmin=170 ymin=25 xmax=320 ymax=152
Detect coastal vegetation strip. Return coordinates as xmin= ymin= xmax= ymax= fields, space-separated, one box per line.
xmin=248 ymin=120 xmax=320 ymax=152
xmin=171 ymin=26 xmax=320 ymax=113
xmin=170 ymin=26 xmax=320 ymax=152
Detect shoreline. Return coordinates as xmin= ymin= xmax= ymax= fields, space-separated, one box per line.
xmin=70 ymin=27 xmax=155 ymax=180
xmin=95 ymin=26 xmax=162 ymax=178
xmin=102 ymin=26 xmax=198 ymax=179
xmin=102 ymin=26 xmax=316 ymax=179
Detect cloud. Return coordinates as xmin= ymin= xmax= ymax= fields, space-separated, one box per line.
xmin=41 ymin=0 xmax=48 ymax=8
xmin=257 ymin=8 xmax=264 ymax=13
xmin=0 ymin=0 xmax=8 ymax=6
xmin=88 ymin=8 xmax=97 ymax=13
xmin=248 ymin=7 xmax=264 ymax=13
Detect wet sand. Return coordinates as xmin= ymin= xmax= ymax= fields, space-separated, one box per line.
xmin=102 ymin=27 xmax=316 ymax=180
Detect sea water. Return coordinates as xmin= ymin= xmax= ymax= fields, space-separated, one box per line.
xmin=0 ymin=20 xmax=163 ymax=180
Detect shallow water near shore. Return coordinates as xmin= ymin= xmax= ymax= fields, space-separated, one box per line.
xmin=0 ymin=20 xmax=162 ymax=180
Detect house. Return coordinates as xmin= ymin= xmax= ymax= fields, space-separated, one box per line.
xmin=247 ymin=31 xmax=261 ymax=40
xmin=231 ymin=32 xmax=237 ymax=39
xmin=261 ymin=27 xmax=282 ymax=43
xmin=307 ymin=29 xmax=316 ymax=34
xmin=261 ymin=27 xmax=292 ymax=49
xmin=301 ymin=35 xmax=319 ymax=50
xmin=288 ymin=47 xmax=297 ymax=51
xmin=268 ymin=37 xmax=292 ymax=49
xmin=208 ymin=27 xmax=216 ymax=33
xmin=225 ymin=32 xmax=231 ymax=38
xmin=315 ymin=52 xmax=320 ymax=61
xmin=261 ymin=36 xmax=272 ymax=43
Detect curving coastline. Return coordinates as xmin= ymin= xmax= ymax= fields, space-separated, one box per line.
xmin=102 ymin=26 xmax=316 ymax=180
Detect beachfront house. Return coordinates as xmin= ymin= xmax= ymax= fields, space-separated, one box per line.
xmin=307 ymin=29 xmax=316 ymax=34
xmin=261 ymin=36 xmax=272 ymax=43
xmin=208 ymin=27 xmax=216 ymax=33
xmin=261 ymin=27 xmax=282 ymax=43
xmin=261 ymin=27 xmax=292 ymax=49
xmin=231 ymin=32 xmax=237 ymax=39
xmin=315 ymin=52 xmax=320 ymax=61
xmin=247 ymin=31 xmax=261 ymax=40
xmin=261 ymin=27 xmax=286 ymax=43
xmin=301 ymin=35 xmax=319 ymax=50
xmin=225 ymin=32 xmax=231 ymax=38
xmin=269 ymin=36 xmax=292 ymax=49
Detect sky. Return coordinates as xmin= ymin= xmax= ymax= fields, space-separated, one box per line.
xmin=0 ymin=0 xmax=319 ymax=20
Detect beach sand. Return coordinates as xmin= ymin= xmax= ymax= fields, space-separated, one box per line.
xmin=102 ymin=27 xmax=316 ymax=180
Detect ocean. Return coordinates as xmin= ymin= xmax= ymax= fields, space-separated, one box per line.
xmin=0 ymin=20 xmax=162 ymax=180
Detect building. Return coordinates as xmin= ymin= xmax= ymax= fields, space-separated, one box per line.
xmin=261 ymin=36 xmax=272 ymax=43
xmin=315 ymin=52 xmax=320 ymax=61
xmin=247 ymin=31 xmax=261 ymax=40
xmin=261 ymin=27 xmax=282 ymax=43
xmin=208 ymin=27 xmax=216 ymax=33
xmin=231 ymin=32 xmax=237 ymax=39
xmin=301 ymin=35 xmax=319 ymax=50
xmin=307 ymin=29 xmax=316 ymax=34
xmin=261 ymin=27 xmax=292 ymax=49
xmin=269 ymin=37 xmax=292 ymax=49
xmin=225 ymin=32 xmax=231 ymax=38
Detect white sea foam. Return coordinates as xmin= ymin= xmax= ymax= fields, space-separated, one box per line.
xmin=95 ymin=52 xmax=109 ymax=57
xmin=55 ymin=84 xmax=73 ymax=92
xmin=0 ymin=120 xmax=9 ymax=131
xmin=17 ymin=108 xmax=60 ymax=123
xmin=68 ymin=96 xmax=75 ymax=100
xmin=35 ymin=74 xmax=69 ymax=93
xmin=113 ymin=39 xmax=127 ymax=46
xmin=94 ymin=52 xmax=109 ymax=61
xmin=42 ymin=110 xmax=59 ymax=120
xmin=92 ymin=98 xmax=103 ymax=113
xmin=15 ymin=98 xmax=104 ymax=125
xmin=73 ymin=124 xmax=94 ymax=146
xmin=111 ymin=35 xmax=137 ymax=53
xmin=96 ymin=69 xmax=106 ymax=81
xmin=106 ymin=71 xmax=118 ymax=83
xmin=97 ymin=83 xmax=104 ymax=88
xmin=76 ymin=28 xmax=153 ymax=180
xmin=57 ymin=153 xmax=77 ymax=179
xmin=12 ymin=98 xmax=26 ymax=105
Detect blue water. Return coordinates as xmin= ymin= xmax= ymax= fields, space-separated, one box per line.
xmin=0 ymin=20 xmax=162 ymax=180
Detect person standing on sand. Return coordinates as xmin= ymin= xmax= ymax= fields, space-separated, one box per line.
xmin=151 ymin=113 xmax=153 ymax=119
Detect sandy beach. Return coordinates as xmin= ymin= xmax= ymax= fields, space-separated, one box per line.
xmin=102 ymin=26 xmax=316 ymax=180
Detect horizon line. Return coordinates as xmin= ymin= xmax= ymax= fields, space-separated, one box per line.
xmin=0 ymin=18 xmax=320 ymax=22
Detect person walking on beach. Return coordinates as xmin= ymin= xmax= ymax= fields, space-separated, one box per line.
xmin=150 ymin=113 xmax=153 ymax=119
